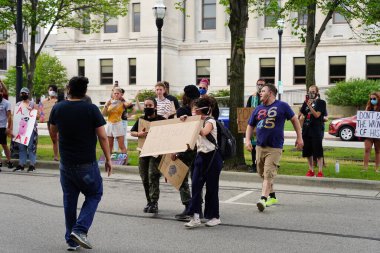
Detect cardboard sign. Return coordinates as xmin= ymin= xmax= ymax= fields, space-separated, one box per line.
xmin=137 ymin=119 xmax=151 ymax=151
xmin=12 ymin=105 xmax=37 ymax=146
xmin=98 ymin=152 xmax=128 ymax=166
xmin=140 ymin=115 xmax=201 ymax=157
xmin=355 ymin=111 xmax=380 ymax=138
xmin=237 ymin=107 xmax=255 ymax=133
xmin=158 ymin=154 xmax=189 ymax=190
xmin=39 ymin=99 xmax=57 ymax=123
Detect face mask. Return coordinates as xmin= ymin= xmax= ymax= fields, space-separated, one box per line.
xmin=199 ymin=88 xmax=207 ymax=96
xmin=49 ymin=91 xmax=57 ymax=97
xmin=21 ymin=94 xmax=29 ymax=101
xmin=309 ymin=92 xmax=317 ymax=99
xmin=144 ymin=107 xmax=155 ymax=116
xmin=371 ymin=99 xmax=378 ymax=105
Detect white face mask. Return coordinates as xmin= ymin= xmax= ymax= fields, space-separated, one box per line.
xmin=49 ymin=91 xmax=57 ymax=97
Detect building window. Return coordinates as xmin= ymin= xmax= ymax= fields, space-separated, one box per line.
xmin=0 ymin=30 xmax=7 ymax=40
xmin=132 ymin=3 xmax=141 ymax=32
xmin=129 ymin=58 xmax=136 ymax=85
xmin=260 ymin=58 xmax=275 ymax=84
xmin=333 ymin=12 xmax=346 ymax=24
xmin=202 ymin=0 xmax=216 ymax=30
xmin=0 ymin=49 xmax=6 ymax=70
xmin=227 ymin=59 xmax=231 ymax=85
xmin=264 ymin=0 xmax=280 ymax=27
xmin=366 ymin=56 xmax=380 ymax=80
xmin=78 ymin=59 xmax=85 ymax=77
xmin=35 ymin=27 xmax=41 ymax=44
xmin=298 ymin=11 xmax=308 ymax=26
xmin=100 ymin=59 xmax=113 ymax=85
xmin=293 ymin=57 xmax=306 ymax=85
xmin=329 ymin=56 xmax=346 ymax=84
xmin=104 ymin=16 xmax=118 ymax=33
xmin=196 ymin=59 xmax=210 ymax=85
xmin=83 ymin=16 xmax=91 ymax=34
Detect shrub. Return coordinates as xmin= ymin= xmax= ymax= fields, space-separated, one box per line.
xmin=325 ymin=79 xmax=380 ymax=108
xmin=136 ymin=89 xmax=156 ymax=101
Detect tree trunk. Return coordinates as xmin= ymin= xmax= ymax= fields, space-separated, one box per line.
xmin=27 ymin=0 xmax=38 ymax=93
xmin=305 ymin=3 xmax=316 ymax=90
xmin=225 ymin=0 xmax=249 ymax=170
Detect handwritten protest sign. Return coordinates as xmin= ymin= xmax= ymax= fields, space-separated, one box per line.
xmin=12 ymin=105 xmax=37 ymax=146
xmin=355 ymin=111 xmax=380 ymax=138
xmin=158 ymin=154 xmax=189 ymax=190
xmin=140 ymin=115 xmax=201 ymax=157
xmin=39 ymin=99 xmax=56 ymax=123
xmin=137 ymin=119 xmax=151 ymax=151
xmin=98 ymin=153 xmax=128 ymax=166
xmin=237 ymin=107 xmax=254 ymax=133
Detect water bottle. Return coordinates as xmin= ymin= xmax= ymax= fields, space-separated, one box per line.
xmin=335 ymin=160 xmax=340 ymax=173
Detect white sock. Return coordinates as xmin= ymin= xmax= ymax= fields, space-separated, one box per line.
xmin=194 ymin=213 xmax=200 ymax=220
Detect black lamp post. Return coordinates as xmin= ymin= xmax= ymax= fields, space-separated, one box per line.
xmin=277 ymin=19 xmax=284 ymax=101
xmin=153 ymin=0 xmax=166 ymax=82
xmin=16 ymin=0 xmax=23 ymax=102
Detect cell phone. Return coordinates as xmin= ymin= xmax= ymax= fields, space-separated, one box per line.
xmin=305 ymin=94 xmax=309 ymax=103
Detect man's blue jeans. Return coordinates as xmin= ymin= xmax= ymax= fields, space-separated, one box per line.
xmin=59 ymin=162 xmax=103 ymax=245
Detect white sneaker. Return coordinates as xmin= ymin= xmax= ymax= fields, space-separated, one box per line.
xmin=257 ymin=199 xmax=266 ymax=212
xmin=185 ymin=218 xmax=202 ymax=228
xmin=205 ymin=218 xmax=221 ymax=227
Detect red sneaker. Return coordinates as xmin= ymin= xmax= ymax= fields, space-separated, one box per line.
xmin=306 ymin=170 xmax=315 ymax=177
xmin=317 ymin=171 xmax=324 ymax=177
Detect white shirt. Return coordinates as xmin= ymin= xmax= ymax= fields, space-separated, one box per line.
xmin=197 ymin=118 xmax=217 ymax=153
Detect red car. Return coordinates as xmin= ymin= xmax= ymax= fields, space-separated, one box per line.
xmin=328 ymin=115 xmax=357 ymax=141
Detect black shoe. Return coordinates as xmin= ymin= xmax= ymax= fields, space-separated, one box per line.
xmin=27 ymin=165 xmax=35 ymax=172
xmin=148 ymin=202 xmax=158 ymax=213
xmin=70 ymin=231 xmax=92 ymax=249
xmin=175 ymin=205 xmax=190 ymax=221
xmin=143 ymin=202 xmax=151 ymax=213
xmin=7 ymin=161 xmax=14 ymax=169
xmin=0 ymin=162 xmax=2 ymax=167
xmin=13 ymin=165 xmax=24 ymax=172
xmin=67 ymin=243 xmax=80 ymax=251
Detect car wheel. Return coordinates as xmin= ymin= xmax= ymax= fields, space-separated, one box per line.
xmin=339 ymin=126 xmax=355 ymax=141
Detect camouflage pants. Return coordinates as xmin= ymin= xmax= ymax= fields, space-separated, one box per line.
xmin=179 ymin=171 xmax=191 ymax=205
xmin=139 ymin=156 xmax=161 ymax=203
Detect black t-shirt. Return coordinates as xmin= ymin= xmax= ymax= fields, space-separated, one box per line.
xmin=176 ymin=106 xmax=192 ymax=117
xmin=165 ymin=94 xmax=180 ymax=110
xmin=130 ymin=114 xmax=167 ymax=132
xmin=49 ymin=100 xmax=106 ymax=165
xmin=300 ymin=99 xmax=327 ymax=136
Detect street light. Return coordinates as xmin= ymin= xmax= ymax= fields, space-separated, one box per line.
xmin=153 ymin=0 xmax=166 ymax=82
xmin=277 ymin=18 xmax=284 ymax=101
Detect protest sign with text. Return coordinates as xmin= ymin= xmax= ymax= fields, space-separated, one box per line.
xmin=355 ymin=110 xmax=380 ymax=138
xmin=237 ymin=107 xmax=254 ymax=133
xmin=12 ymin=104 xmax=37 ymax=146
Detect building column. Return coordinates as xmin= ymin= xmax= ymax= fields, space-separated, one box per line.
xmin=185 ymin=0 xmax=195 ymax=43
xmin=89 ymin=15 xmax=101 ymax=42
xmin=118 ymin=16 xmax=129 ymax=40
xmin=246 ymin=13 xmax=258 ymax=41
xmin=216 ymin=3 xmax=226 ymax=41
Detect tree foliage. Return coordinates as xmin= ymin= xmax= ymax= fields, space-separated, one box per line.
xmin=325 ymin=79 xmax=380 ymax=108
xmin=0 ymin=0 xmax=129 ymax=92
xmin=4 ymin=53 xmax=67 ymax=98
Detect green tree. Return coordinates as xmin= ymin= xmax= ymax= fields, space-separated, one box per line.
xmin=4 ymin=53 xmax=67 ymax=98
xmin=326 ymin=79 xmax=380 ymax=108
xmin=0 ymin=0 xmax=129 ymax=94
xmin=250 ymin=0 xmax=380 ymax=89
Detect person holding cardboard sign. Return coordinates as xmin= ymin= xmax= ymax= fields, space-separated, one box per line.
xmin=130 ymin=97 xmax=166 ymax=213
xmin=183 ymin=97 xmax=223 ymax=228
xmin=362 ymin=92 xmax=380 ymax=173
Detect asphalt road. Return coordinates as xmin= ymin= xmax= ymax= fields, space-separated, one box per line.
xmin=0 ymin=168 xmax=379 ymax=253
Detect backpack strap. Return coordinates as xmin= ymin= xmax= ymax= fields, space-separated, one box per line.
xmin=203 ymin=116 xmax=218 ymax=148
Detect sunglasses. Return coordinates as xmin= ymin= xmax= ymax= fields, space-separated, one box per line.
xmin=198 ymin=87 xmax=207 ymax=90
xmin=371 ymin=98 xmax=377 ymax=100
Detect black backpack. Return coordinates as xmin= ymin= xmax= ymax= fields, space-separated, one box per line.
xmin=204 ymin=117 xmax=236 ymax=160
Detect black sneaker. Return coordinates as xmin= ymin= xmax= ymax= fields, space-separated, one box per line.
xmin=70 ymin=231 xmax=92 ymax=249
xmin=148 ymin=202 xmax=158 ymax=213
xmin=7 ymin=161 xmax=14 ymax=169
xmin=27 ymin=165 xmax=35 ymax=172
xmin=143 ymin=202 xmax=151 ymax=213
xmin=0 ymin=162 xmax=2 ymax=167
xmin=175 ymin=205 xmax=190 ymax=221
xmin=13 ymin=165 xmax=24 ymax=172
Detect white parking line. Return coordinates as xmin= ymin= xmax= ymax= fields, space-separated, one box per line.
xmin=223 ymin=191 xmax=254 ymax=203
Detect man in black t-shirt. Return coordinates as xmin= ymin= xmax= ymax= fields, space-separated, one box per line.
xmin=300 ymin=85 xmax=327 ymax=178
xmin=49 ymin=76 xmax=111 ymax=251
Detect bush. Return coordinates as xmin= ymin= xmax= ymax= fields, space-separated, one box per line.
xmin=209 ymin=89 xmax=230 ymax=97
xmin=209 ymin=89 xmax=230 ymax=107
xmin=325 ymin=79 xmax=380 ymax=108
xmin=136 ymin=89 xmax=156 ymax=101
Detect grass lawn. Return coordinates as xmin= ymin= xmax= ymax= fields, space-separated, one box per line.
xmin=36 ymin=136 xmax=380 ymax=181
xmin=284 ymin=119 xmax=331 ymax=131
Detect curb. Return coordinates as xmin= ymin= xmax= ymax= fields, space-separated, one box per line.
xmin=33 ymin=160 xmax=380 ymax=191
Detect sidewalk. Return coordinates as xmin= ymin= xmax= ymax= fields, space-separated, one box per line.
xmin=30 ymin=160 xmax=380 ymax=191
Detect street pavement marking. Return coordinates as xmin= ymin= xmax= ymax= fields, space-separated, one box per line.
xmin=223 ymin=191 xmax=253 ymax=203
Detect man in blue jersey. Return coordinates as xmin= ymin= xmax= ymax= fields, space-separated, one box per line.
xmin=245 ymin=84 xmax=303 ymax=212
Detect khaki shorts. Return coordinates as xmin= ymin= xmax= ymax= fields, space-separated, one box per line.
xmin=106 ymin=121 xmax=125 ymax=137
xmin=256 ymin=146 xmax=282 ymax=180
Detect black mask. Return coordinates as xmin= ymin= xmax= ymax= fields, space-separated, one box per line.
xmin=21 ymin=94 xmax=29 ymax=101
xmin=144 ymin=107 xmax=155 ymax=116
